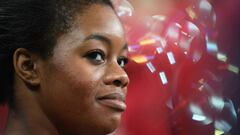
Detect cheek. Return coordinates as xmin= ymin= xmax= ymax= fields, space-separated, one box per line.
xmin=47 ymin=64 xmax=100 ymax=105
xmin=62 ymin=61 xmax=104 ymax=101
xmin=38 ymin=59 xmax=105 ymax=124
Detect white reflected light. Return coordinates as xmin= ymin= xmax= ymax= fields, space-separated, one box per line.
xmin=192 ymin=114 xmax=207 ymax=121
xmin=156 ymin=47 xmax=163 ymax=54
xmin=215 ymin=130 xmax=224 ymax=135
xmin=146 ymin=62 xmax=156 ymax=73
xmin=166 ymin=98 xmax=173 ymax=109
xmin=190 ymin=104 xmax=203 ymax=114
xmin=215 ymin=120 xmax=232 ymax=132
xmin=189 ymin=104 xmax=212 ymax=124
xmin=192 ymin=50 xmax=202 ymax=63
xmin=179 ymin=36 xmax=193 ymax=51
xmin=206 ymin=41 xmax=218 ymax=53
xmin=199 ymin=0 xmax=212 ymax=12
xmin=186 ymin=21 xmax=200 ymax=36
xmin=114 ymin=0 xmax=134 ymax=17
xmin=227 ymin=64 xmax=239 ymax=74
xmin=128 ymin=45 xmax=139 ymax=52
xmin=167 ymin=52 xmax=176 ymax=65
xmin=159 ymin=72 xmax=168 ymax=85
xmin=217 ymin=52 xmax=227 ymax=62
xmin=209 ymin=96 xmax=224 ymax=111
xmin=166 ymin=23 xmax=180 ymax=42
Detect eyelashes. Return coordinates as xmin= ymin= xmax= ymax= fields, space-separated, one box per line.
xmin=117 ymin=56 xmax=129 ymax=68
xmin=84 ymin=49 xmax=105 ymax=64
xmin=84 ymin=49 xmax=128 ymax=67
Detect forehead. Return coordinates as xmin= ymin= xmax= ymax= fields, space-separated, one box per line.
xmin=72 ymin=4 xmax=125 ymax=39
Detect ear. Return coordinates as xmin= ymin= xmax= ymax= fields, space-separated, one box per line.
xmin=13 ymin=48 xmax=41 ymax=86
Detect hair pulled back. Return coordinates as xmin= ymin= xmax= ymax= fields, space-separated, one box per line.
xmin=0 ymin=0 xmax=113 ymax=105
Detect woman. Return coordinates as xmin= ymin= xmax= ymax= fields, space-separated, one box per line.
xmin=0 ymin=0 xmax=129 ymax=134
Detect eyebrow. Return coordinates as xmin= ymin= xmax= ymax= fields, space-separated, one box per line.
xmin=84 ymin=34 xmax=111 ymax=45
xmin=84 ymin=33 xmax=128 ymax=50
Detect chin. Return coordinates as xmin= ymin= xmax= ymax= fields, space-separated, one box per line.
xmin=100 ymin=113 xmax=122 ymax=135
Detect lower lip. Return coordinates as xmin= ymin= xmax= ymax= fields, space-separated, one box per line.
xmin=97 ymin=99 xmax=126 ymax=111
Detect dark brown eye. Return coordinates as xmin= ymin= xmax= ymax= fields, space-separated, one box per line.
xmin=117 ymin=57 xmax=129 ymax=68
xmin=85 ymin=49 xmax=105 ymax=64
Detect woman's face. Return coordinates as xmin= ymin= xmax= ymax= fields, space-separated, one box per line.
xmin=37 ymin=4 xmax=129 ymax=135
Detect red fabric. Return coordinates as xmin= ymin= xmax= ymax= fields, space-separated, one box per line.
xmin=0 ymin=104 xmax=8 ymax=135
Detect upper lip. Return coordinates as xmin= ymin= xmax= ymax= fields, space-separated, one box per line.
xmin=96 ymin=92 xmax=126 ymax=102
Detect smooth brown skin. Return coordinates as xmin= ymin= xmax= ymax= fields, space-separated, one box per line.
xmin=5 ymin=4 xmax=129 ymax=135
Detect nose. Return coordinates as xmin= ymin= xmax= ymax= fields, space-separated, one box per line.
xmin=104 ymin=62 xmax=129 ymax=88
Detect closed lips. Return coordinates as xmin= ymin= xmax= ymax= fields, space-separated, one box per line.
xmin=96 ymin=93 xmax=126 ymax=111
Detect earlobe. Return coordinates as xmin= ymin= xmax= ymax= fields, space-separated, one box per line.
xmin=13 ymin=48 xmax=41 ymax=87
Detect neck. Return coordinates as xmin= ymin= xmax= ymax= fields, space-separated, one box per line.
xmin=4 ymin=82 xmax=59 ymax=135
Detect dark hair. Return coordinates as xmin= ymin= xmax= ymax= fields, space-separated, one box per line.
xmin=0 ymin=0 xmax=113 ymax=105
